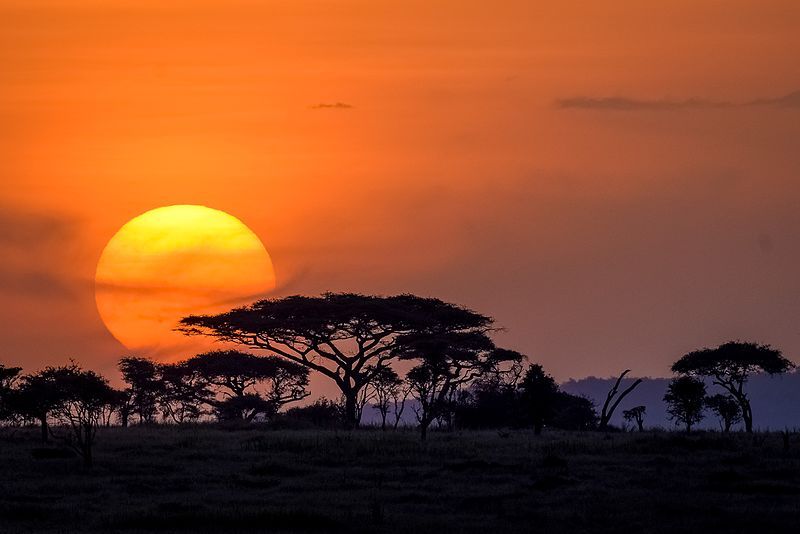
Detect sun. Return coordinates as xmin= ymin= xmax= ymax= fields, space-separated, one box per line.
xmin=95 ymin=205 xmax=275 ymax=351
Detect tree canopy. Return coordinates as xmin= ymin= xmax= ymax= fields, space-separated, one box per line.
xmin=671 ymin=341 xmax=793 ymax=432
xmin=179 ymin=293 xmax=495 ymax=427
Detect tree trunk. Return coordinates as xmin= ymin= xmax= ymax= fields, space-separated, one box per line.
xmin=742 ymin=402 xmax=753 ymax=433
xmin=40 ymin=417 xmax=48 ymax=443
xmin=343 ymin=391 xmax=358 ymax=430
xmin=636 ymin=420 xmax=644 ymax=432
xmin=419 ymin=421 xmax=429 ymax=441
xmin=533 ymin=420 xmax=543 ymax=436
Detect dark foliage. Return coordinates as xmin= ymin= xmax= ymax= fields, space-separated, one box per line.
xmin=550 ymin=391 xmax=598 ymax=431
xmin=453 ymin=363 xmax=597 ymax=432
xmin=281 ymin=398 xmax=345 ymax=429
xmin=118 ymin=357 xmax=163 ymax=425
xmin=0 ymin=364 xmax=22 ymax=422
xmin=664 ymin=376 xmax=706 ymax=433
xmin=519 ymin=364 xmax=560 ymax=434
xmin=705 ymin=394 xmax=742 ymax=432
xmin=622 ymin=405 xmax=647 ymax=431
xmin=39 ymin=363 xmax=117 ymax=467
xmin=179 ymin=293 xmax=494 ymax=428
xmin=672 ymin=341 xmax=793 ymax=432
xmin=397 ymin=332 xmax=522 ymax=440
xmin=214 ymin=394 xmax=275 ymax=423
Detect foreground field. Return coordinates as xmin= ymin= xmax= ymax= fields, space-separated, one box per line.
xmin=1 ymin=427 xmax=800 ymax=533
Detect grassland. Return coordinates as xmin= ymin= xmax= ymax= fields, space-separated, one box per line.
xmin=1 ymin=426 xmax=800 ymax=533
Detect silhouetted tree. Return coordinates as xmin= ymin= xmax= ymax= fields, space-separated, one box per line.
xmin=179 ymin=293 xmax=494 ymax=429
xmin=42 ymin=363 xmax=116 ymax=467
xmin=519 ymin=364 xmax=559 ymax=435
xmin=158 ymin=363 xmax=210 ymax=424
xmin=391 ymin=383 xmax=410 ymax=429
xmin=182 ymin=350 xmax=309 ymax=421
xmin=672 ymin=341 xmax=793 ymax=432
xmin=398 ymin=330 xmax=522 ymax=440
xmin=551 ymin=392 xmax=597 ymax=430
xmin=454 ymin=361 xmax=523 ymax=429
xmin=367 ymin=366 xmax=403 ymax=430
xmin=0 ymin=364 xmax=22 ymax=423
xmin=599 ymin=370 xmax=643 ymax=430
xmin=100 ymin=388 xmax=128 ymax=428
xmin=664 ymin=376 xmax=706 ymax=433
xmin=118 ymin=357 xmax=162 ymax=424
xmin=214 ymin=394 xmax=274 ymax=423
xmin=10 ymin=370 xmax=65 ymax=442
xmin=705 ymin=394 xmax=742 ymax=432
xmin=114 ymin=388 xmax=134 ymax=428
xmin=622 ymin=405 xmax=646 ymax=432
xmin=283 ymin=398 xmax=344 ymax=429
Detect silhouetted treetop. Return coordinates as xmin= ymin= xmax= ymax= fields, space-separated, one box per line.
xmin=671 ymin=341 xmax=793 ymax=432
xmin=183 ymin=350 xmax=308 ymax=396
xmin=179 ymin=293 xmax=495 ymax=428
xmin=179 ymin=293 xmax=492 ymax=343
xmin=672 ymin=341 xmax=793 ymax=378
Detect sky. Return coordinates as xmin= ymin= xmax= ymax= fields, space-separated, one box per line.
xmin=1 ymin=0 xmax=799 ymax=387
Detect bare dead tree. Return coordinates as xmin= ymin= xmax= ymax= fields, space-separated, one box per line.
xmin=599 ymin=370 xmax=643 ymax=431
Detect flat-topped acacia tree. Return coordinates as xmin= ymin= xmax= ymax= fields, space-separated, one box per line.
xmin=672 ymin=341 xmax=794 ymax=433
xmin=178 ymin=293 xmax=493 ymax=428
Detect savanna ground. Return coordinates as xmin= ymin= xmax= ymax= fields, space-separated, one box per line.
xmin=1 ymin=426 xmax=800 ymax=533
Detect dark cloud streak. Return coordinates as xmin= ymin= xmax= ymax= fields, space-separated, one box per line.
xmin=0 ymin=206 xmax=79 ymax=298
xmin=556 ymin=90 xmax=800 ymax=111
xmin=309 ymin=102 xmax=353 ymax=110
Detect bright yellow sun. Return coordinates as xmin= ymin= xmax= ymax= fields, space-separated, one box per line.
xmin=95 ymin=205 xmax=275 ymax=351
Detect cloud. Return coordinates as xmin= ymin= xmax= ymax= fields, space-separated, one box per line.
xmin=309 ymin=102 xmax=353 ymax=110
xmin=0 ymin=206 xmax=79 ymax=298
xmin=556 ymin=90 xmax=800 ymax=111
xmin=0 ymin=208 xmax=75 ymax=248
xmin=747 ymin=90 xmax=800 ymax=108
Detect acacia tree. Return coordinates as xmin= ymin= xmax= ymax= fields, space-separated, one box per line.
xmin=10 ymin=370 xmax=65 ymax=442
xmin=179 ymin=293 xmax=494 ymax=428
xmin=43 ymin=364 xmax=117 ymax=468
xmin=158 ymin=363 xmax=211 ymax=424
xmin=622 ymin=405 xmax=646 ymax=432
xmin=181 ymin=350 xmax=309 ymax=421
xmin=368 ymin=366 xmax=404 ymax=430
xmin=118 ymin=357 xmax=163 ymax=424
xmin=397 ymin=331 xmax=522 ymax=440
xmin=705 ymin=394 xmax=742 ymax=432
xmin=672 ymin=341 xmax=793 ymax=433
xmin=0 ymin=364 xmax=22 ymax=423
xmin=664 ymin=376 xmax=706 ymax=433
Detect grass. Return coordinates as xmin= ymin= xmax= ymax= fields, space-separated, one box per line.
xmin=1 ymin=426 xmax=800 ymax=533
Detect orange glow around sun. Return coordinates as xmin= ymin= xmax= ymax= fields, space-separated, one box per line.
xmin=95 ymin=205 xmax=275 ymax=351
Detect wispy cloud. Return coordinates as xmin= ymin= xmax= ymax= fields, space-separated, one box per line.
xmin=0 ymin=207 xmax=78 ymax=298
xmin=309 ymin=102 xmax=353 ymax=110
xmin=556 ymin=90 xmax=800 ymax=111
xmin=747 ymin=90 xmax=800 ymax=108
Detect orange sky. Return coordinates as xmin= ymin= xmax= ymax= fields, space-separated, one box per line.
xmin=2 ymin=0 xmax=800 ymax=386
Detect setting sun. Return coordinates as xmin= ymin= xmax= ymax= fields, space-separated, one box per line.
xmin=94 ymin=205 xmax=275 ymax=351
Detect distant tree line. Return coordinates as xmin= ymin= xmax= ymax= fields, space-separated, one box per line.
xmin=0 ymin=293 xmax=795 ymax=467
